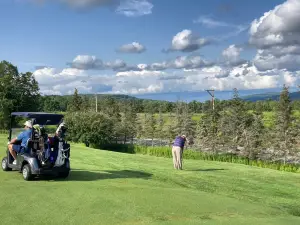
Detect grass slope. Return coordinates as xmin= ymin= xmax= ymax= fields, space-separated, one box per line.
xmin=1 ymin=135 xmax=300 ymax=225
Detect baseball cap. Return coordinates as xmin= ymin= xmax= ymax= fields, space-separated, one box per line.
xmin=24 ymin=120 xmax=32 ymax=128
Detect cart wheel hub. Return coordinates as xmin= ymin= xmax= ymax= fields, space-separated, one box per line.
xmin=23 ymin=167 xmax=28 ymax=178
xmin=2 ymin=160 xmax=6 ymax=169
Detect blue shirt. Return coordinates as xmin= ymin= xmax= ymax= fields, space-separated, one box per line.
xmin=17 ymin=129 xmax=32 ymax=147
xmin=173 ymin=136 xmax=186 ymax=148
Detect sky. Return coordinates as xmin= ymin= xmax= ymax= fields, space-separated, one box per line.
xmin=1 ymin=0 xmax=300 ymax=101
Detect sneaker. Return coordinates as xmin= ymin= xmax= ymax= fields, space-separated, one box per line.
xmin=13 ymin=160 xmax=17 ymax=165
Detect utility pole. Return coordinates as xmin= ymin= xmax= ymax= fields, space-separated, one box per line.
xmin=206 ymin=89 xmax=215 ymax=110
xmin=95 ymin=94 xmax=98 ymax=112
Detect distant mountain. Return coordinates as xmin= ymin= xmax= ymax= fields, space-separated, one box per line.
xmin=45 ymin=93 xmax=172 ymax=103
xmin=83 ymin=94 xmax=138 ymax=101
xmin=242 ymin=91 xmax=300 ymax=102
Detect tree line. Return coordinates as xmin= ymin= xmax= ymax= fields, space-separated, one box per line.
xmin=43 ymin=92 xmax=300 ymax=114
xmin=65 ymin=86 xmax=300 ymax=164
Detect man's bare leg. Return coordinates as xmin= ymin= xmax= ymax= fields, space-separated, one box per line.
xmin=8 ymin=144 xmax=17 ymax=160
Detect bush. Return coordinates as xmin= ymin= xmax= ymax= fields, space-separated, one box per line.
xmin=65 ymin=112 xmax=114 ymax=147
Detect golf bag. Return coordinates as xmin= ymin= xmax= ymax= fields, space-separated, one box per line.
xmin=54 ymin=122 xmax=70 ymax=167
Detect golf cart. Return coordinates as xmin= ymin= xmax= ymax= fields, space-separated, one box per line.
xmin=1 ymin=112 xmax=70 ymax=181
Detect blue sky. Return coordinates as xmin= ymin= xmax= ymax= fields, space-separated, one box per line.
xmin=1 ymin=0 xmax=299 ymax=101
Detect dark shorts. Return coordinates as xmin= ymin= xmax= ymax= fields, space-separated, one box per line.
xmin=12 ymin=145 xmax=24 ymax=154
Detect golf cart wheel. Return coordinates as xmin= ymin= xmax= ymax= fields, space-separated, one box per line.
xmin=22 ymin=164 xmax=33 ymax=181
xmin=2 ymin=157 xmax=12 ymax=171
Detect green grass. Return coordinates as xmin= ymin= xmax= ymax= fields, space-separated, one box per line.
xmin=1 ymin=135 xmax=300 ymax=224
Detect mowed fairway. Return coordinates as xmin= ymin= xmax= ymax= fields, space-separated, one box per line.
xmin=1 ymin=136 xmax=300 ymax=225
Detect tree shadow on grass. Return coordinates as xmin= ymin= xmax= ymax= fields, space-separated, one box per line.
xmin=53 ymin=169 xmax=152 ymax=182
xmin=189 ymin=168 xmax=226 ymax=172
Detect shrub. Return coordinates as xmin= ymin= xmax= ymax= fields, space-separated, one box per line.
xmin=65 ymin=112 xmax=114 ymax=147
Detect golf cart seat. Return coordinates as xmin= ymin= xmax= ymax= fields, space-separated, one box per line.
xmin=17 ymin=138 xmax=35 ymax=156
xmin=19 ymin=128 xmax=42 ymax=156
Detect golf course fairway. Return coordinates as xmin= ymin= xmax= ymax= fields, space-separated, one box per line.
xmin=1 ymin=135 xmax=300 ymax=225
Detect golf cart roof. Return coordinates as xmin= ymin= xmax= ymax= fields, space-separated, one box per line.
xmin=11 ymin=112 xmax=64 ymax=125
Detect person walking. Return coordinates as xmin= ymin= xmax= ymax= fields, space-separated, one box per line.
xmin=172 ymin=135 xmax=187 ymax=170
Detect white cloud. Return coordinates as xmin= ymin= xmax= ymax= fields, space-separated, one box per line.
xmin=166 ymin=29 xmax=210 ymax=52
xmin=34 ymin=63 xmax=300 ymax=96
xmin=146 ymin=62 xmax=169 ymax=71
xmin=70 ymin=55 xmax=104 ymax=70
xmin=222 ymin=45 xmax=242 ymax=60
xmin=253 ymin=51 xmax=300 ymax=71
xmin=114 ymin=83 xmax=163 ymax=95
xmin=182 ymin=64 xmax=283 ymax=91
xmin=33 ymin=67 xmax=115 ymax=95
xmin=222 ymin=45 xmax=247 ymax=66
xmin=114 ymin=63 xmax=300 ymax=94
xmin=68 ymin=54 xmax=214 ymax=72
xmin=250 ymin=0 xmax=300 ymax=71
xmin=116 ymin=70 xmax=165 ymax=77
xmin=145 ymin=56 xmax=213 ymax=71
xmin=117 ymin=42 xmax=146 ymax=53
xmin=172 ymin=56 xmax=213 ymax=69
xmin=116 ymin=0 xmax=153 ymax=17
xmin=194 ymin=15 xmax=236 ymax=28
xmin=33 ymin=67 xmax=85 ymax=86
xmin=69 ymin=55 xmax=140 ymax=71
xmin=194 ymin=15 xmax=249 ymax=40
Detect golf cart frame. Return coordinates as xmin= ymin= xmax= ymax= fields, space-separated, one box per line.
xmin=1 ymin=112 xmax=70 ymax=180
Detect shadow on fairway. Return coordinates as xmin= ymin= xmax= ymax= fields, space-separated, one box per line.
xmin=55 ymin=169 xmax=152 ymax=181
xmin=190 ymin=168 xmax=226 ymax=172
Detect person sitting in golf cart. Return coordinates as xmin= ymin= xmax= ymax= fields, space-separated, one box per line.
xmin=7 ymin=120 xmax=33 ymax=164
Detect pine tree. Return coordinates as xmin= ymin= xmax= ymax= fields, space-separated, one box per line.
xmin=68 ymin=88 xmax=82 ymax=111
xmin=120 ymin=101 xmax=137 ymax=144
xmin=136 ymin=114 xmax=145 ymax=139
xmin=81 ymin=95 xmax=91 ymax=112
xmin=144 ymin=112 xmax=156 ymax=146
xmin=165 ymin=112 xmax=176 ymax=146
xmin=245 ymin=110 xmax=264 ymax=159
xmin=174 ymin=101 xmax=184 ymax=135
xmin=195 ymin=115 xmax=208 ymax=147
xmin=220 ymin=88 xmax=252 ymax=150
xmin=196 ymin=106 xmax=221 ymax=153
xmin=274 ymin=85 xmax=296 ymax=164
xmin=181 ymin=102 xmax=196 ymax=147
xmin=156 ymin=108 xmax=165 ymax=146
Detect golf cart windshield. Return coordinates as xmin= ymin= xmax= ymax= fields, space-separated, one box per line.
xmin=9 ymin=112 xmax=64 ymax=139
